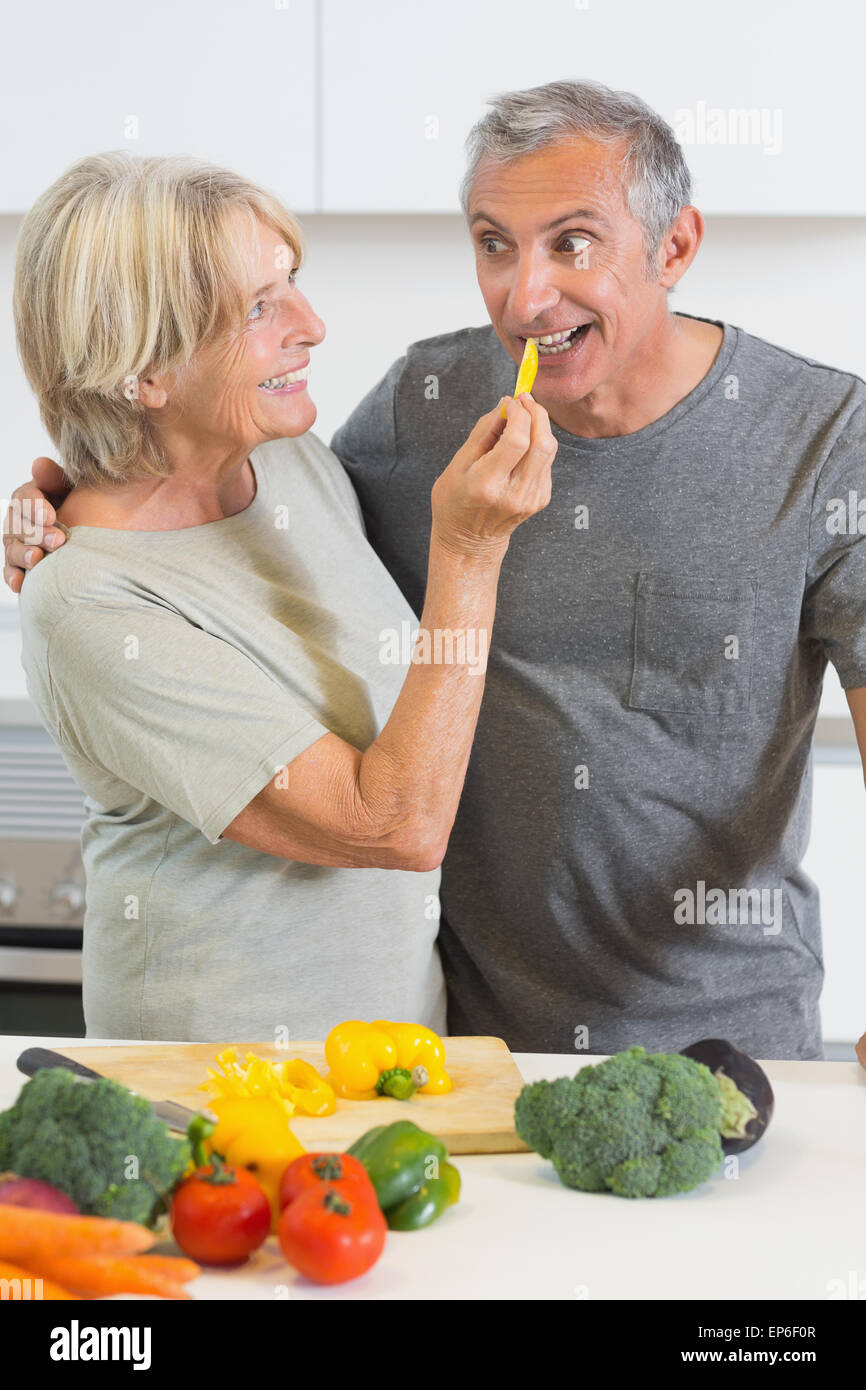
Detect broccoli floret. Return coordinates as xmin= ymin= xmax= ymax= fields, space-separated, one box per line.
xmin=0 ymin=1068 xmax=191 ymax=1227
xmin=515 ymin=1046 xmax=725 ymax=1198
xmin=514 ymin=1075 xmax=581 ymax=1159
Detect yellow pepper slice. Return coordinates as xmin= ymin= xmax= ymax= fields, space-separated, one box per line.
xmin=325 ymin=1019 xmax=452 ymax=1100
xmin=501 ymin=337 xmax=538 ymax=417
xmin=200 ymin=1047 xmax=336 ymax=1116
xmin=277 ymin=1058 xmax=337 ymax=1117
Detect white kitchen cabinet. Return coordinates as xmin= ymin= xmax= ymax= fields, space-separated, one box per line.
xmin=321 ymin=0 xmax=866 ymax=213
xmin=0 ymin=0 xmax=317 ymax=213
xmin=804 ymin=760 xmax=866 ymax=1046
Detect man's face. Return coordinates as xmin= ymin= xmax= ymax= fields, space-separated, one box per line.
xmin=468 ymin=138 xmax=665 ymax=408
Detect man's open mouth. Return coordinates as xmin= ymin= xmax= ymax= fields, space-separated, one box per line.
xmin=520 ymin=325 xmax=591 ymax=356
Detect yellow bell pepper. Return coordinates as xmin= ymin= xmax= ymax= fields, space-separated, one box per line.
xmin=500 ymin=337 xmax=538 ymax=417
xmin=200 ymin=1047 xmax=336 ymax=1117
xmin=204 ymin=1094 xmax=305 ymax=1229
xmin=325 ymin=1019 xmax=452 ymax=1101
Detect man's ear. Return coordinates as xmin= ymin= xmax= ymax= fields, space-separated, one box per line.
xmin=656 ymin=205 xmax=704 ymax=290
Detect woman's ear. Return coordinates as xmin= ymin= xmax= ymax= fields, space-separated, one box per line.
xmin=137 ymin=376 xmax=170 ymax=409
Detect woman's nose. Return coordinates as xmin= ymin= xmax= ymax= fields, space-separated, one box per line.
xmin=284 ymin=293 xmax=326 ymax=347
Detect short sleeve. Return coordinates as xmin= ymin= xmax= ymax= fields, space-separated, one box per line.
xmin=329 ymin=355 xmax=404 ymax=536
xmin=44 ymin=604 xmax=330 ymax=844
xmin=299 ymin=430 xmax=367 ymax=535
xmin=803 ymin=396 xmax=866 ymax=689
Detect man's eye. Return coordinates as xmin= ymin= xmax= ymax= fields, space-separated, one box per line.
xmin=480 ymin=236 xmax=506 ymax=254
xmin=561 ymin=235 xmax=592 ymax=254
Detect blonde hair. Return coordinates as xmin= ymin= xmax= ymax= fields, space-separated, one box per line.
xmin=13 ymin=151 xmax=305 ymax=489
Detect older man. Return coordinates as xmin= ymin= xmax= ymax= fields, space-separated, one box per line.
xmin=329 ymin=80 xmax=866 ymax=1062
xmin=6 ymin=80 xmax=866 ymax=1059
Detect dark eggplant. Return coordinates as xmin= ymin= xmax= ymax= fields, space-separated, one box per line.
xmin=680 ymin=1038 xmax=774 ymax=1154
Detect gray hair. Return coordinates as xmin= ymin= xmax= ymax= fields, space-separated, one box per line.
xmin=459 ymin=78 xmax=693 ymax=279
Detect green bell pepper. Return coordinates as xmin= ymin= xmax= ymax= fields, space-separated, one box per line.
xmin=347 ymin=1120 xmax=450 ymax=1214
xmin=385 ymin=1159 xmax=461 ymax=1231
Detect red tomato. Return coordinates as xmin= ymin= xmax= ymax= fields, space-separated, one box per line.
xmin=279 ymin=1152 xmax=377 ymax=1211
xmin=277 ymin=1184 xmax=386 ymax=1285
xmin=171 ymin=1163 xmax=271 ymax=1266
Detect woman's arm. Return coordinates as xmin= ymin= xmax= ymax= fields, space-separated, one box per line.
xmin=222 ymin=394 xmax=555 ymax=869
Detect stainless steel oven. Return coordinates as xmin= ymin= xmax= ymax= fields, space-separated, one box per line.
xmin=0 ymin=717 xmax=87 ymax=1036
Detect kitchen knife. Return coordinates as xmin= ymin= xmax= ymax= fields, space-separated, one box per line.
xmin=16 ymin=1046 xmax=215 ymax=1132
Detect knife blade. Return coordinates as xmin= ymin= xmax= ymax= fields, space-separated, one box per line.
xmin=16 ymin=1046 xmax=215 ymax=1132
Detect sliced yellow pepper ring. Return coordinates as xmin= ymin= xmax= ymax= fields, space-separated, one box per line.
xmin=501 ymin=337 xmax=538 ymax=418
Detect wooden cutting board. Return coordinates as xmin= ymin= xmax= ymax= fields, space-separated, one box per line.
xmin=63 ymin=1036 xmax=530 ymax=1155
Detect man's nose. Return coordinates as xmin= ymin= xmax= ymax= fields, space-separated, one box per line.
xmin=507 ymin=259 xmax=559 ymax=328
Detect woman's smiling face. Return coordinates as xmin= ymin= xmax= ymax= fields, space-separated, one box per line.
xmin=169 ymin=216 xmax=325 ymax=450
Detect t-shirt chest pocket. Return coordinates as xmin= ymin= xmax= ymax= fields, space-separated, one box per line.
xmin=628 ymin=573 xmax=759 ymax=714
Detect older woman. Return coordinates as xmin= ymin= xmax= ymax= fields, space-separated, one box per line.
xmin=10 ymin=151 xmax=555 ymax=1041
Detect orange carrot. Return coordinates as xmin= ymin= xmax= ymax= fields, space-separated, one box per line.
xmin=0 ymin=1259 xmax=79 ymax=1300
xmin=120 ymin=1254 xmax=200 ymax=1283
xmin=0 ymin=1205 xmax=154 ymax=1264
xmin=20 ymin=1254 xmax=191 ymax=1300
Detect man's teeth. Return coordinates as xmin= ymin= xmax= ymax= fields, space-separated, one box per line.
xmin=259 ymin=366 xmax=310 ymax=389
xmin=534 ymin=326 xmax=588 ymax=355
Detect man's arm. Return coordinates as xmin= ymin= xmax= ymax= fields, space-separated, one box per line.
xmin=843 ymin=687 xmax=866 ymax=1069
xmin=845 ymin=687 xmax=866 ymax=777
xmin=2 ymin=457 xmax=71 ymax=591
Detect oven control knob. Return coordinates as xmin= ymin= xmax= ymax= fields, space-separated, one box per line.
xmin=0 ymin=879 xmax=17 ymax=913
xmin=51 ymin=881 xmax=85 ymax=914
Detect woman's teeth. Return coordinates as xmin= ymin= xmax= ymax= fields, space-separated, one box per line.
xmin=534 ymin=326 xmax=589 ymax=355
xmin=258 ymin=366 xmax=310 ymax=390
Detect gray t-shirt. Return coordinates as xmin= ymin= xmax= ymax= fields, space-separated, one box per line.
xmin=331 ymin=312 xmax=866 ymax=1060
xmin=18 ymin=431 xmax=446 ymax=1041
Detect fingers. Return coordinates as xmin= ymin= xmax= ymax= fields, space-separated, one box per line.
xmin=31 ymin=455 xmax=70 ymax=499
xmin=508 ymin=393 xmax=558 ymax=483
xmin=2 ymin=471 xmax=66 ymax=591
xmin=3 ymin=564 xmax=25 ymax=595
xmin=4 ymin=479 xmax=63 ymax=548
xmin=474 ymin=392 xmax=556 ymax=489
xmin=4 ymin=537 xmax=46 ymax=571
xmin=451 ymin=399 xmax=510 ymax=470
xmin=469 ymin=394 xmax=531 ymax=477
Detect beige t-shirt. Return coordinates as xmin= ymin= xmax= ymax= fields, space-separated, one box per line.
xmin=18 ymin=431 xmax=446 ymax=1041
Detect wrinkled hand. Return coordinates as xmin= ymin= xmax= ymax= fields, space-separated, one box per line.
xmin=3 ymin=457 xmax=71 ymax=593
xmin=430 ymin=393 xmax=556 ymax=561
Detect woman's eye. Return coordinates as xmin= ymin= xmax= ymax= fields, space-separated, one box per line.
xmin=248 ymin=300 xmax=266 ymax=321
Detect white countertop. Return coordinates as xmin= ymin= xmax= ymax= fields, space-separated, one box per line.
xmin=2 ymin=1035 xmax=865 ymax=1301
